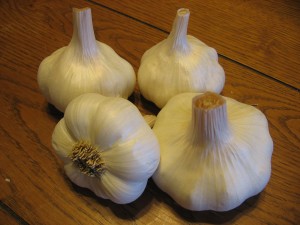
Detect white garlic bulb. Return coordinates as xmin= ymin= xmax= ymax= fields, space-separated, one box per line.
xmin=152 ymin=92 xmax=273 ymax=211
xmin=138 ymin=9 xmax=225 ymax=108
xmin=52 ymin=93 xmax=160 ymax=204
xmin=38 ymin=8 xmax=135 ymax=112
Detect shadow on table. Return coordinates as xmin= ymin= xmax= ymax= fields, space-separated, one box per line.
xmin=46 ymin=103 xmax=64 ymax=121
xmin=69 ymin=179 xmax=155 ymax=220
xmin=70 ymin=177 xmax=260 ymax=224
xmin=148 ymin=179 xmax=261 ymax=224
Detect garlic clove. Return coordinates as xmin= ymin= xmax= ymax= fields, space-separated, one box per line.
xmin=52 ymin=120 xmax=74 ymax=164
xmin=65 ymin=162 xmax=90 ymax=188
xmin=65 ymin=162 xmax=146 ymax=204
xmin=63 ymin=94 xmax=102 ymax=141
xmin=138 ymin=9 xmax=225 ymax=108
xmin=152 ymin=92 xmax=273 ymax=211
xmin=91 ymin=97 xmax=147 ymax=149
xmin=94 ymin=173 xmax=147 ymax=204
xmin=38 ymin=8 xmax=136 ymax=112
xmin=102 ymin=129 xmax=159 ymax=181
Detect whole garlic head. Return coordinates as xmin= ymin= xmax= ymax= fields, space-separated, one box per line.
xmin=52 ymin=93 xmax=160 ymax=204
xmin=138 ymin=9 xmax=225 ymax=108
xmin=38 ymin=8 xmax=135 ymax=112
xmin=152 ymin=92 xmax=273 ymax=211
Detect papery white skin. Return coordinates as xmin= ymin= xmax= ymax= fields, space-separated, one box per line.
xmin=142 ymin=114 xmax=157 ymax=128
xmin=52 ymin=93 xmax=160 ymax=204
xmin=38 ymin=8 xmax=135 ymax=112
xmin=138 ymin=9 xmax=225 ymax=108
xmin=152 ymin=93 xmax=273 ymax=211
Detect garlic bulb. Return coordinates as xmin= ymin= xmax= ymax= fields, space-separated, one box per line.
xmin=38 ymin=8 xmax=135 ymax=112
xmin=52 ymin=93 xmax=160 ymax=204
xmin=138 ymin=9 xmax=225 ymax=108
xmin=152 ymin=92 xmax=273 ymax=211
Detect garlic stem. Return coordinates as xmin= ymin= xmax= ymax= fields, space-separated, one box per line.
xmin=70 ymin=8 xmax=99 ymax=59
xmin=168 ymin=8 xmax=190 ymax=54
xmin=191 ymin=92 xmax=231 ymax=145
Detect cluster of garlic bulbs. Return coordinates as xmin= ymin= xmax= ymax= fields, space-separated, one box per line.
xmin=39 ymin=7 xmax=273 ymax=210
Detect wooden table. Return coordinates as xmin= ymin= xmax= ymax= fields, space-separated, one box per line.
xmin=1 ymin=0 xmax=299 ymax=224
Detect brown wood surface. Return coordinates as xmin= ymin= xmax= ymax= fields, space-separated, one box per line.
xmin=0 ymin=205 xmax=20 ymax=225
xmin=91 ymin=0 xmax=300 ymax=89
xmin=0 ymin=0 xmax=299 ymax=224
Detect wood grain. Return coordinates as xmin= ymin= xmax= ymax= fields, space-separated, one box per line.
xmin=0 ymin=204 xmax=24 ymax=225
xmin=0 ymin=0 xmax=299 ymax=224
xmin=91 ymin=0 xmax=300 ymax=89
